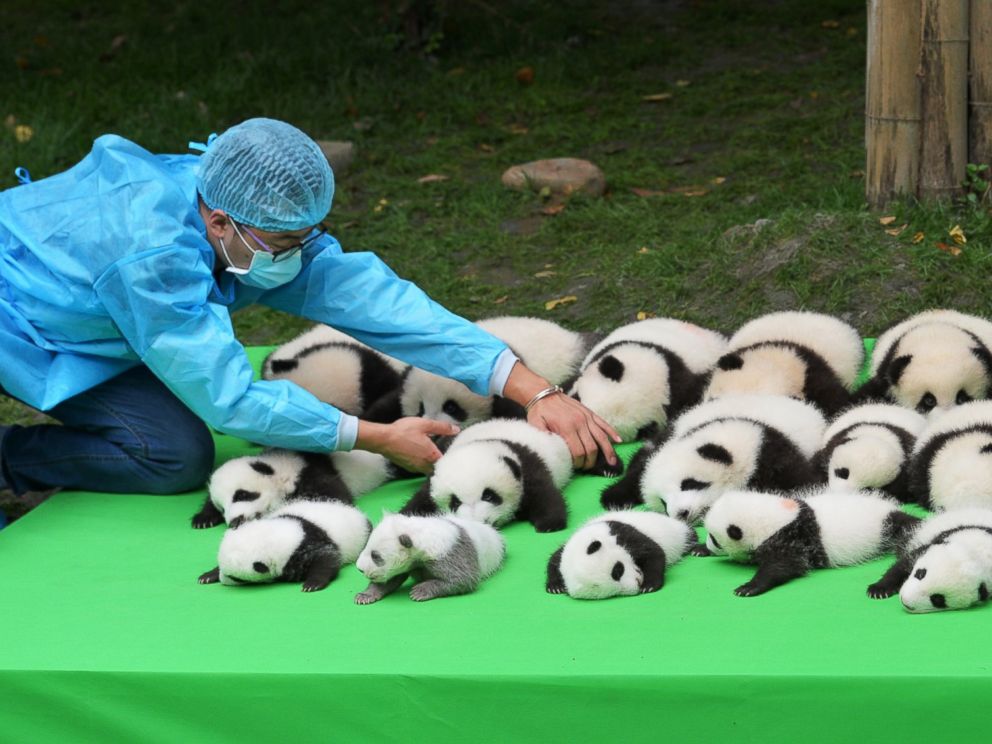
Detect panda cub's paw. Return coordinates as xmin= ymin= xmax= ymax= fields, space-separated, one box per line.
xmin=733 ymin=581 xmax=766 ymax=597
xmin=198 ymin=567 xmax=221 ymax=585
xmin=689 ymin=543 xmax=713 ymax=557
xmin=354 ymin=590 xmax=381 ymax=605
xmin=546 ymin=583 xmax=566 ymax=594
xmin=866 ymin=582 xmax=897 ymax=600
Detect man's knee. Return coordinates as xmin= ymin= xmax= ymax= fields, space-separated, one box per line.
xmin=133 ymin=419 xmax=216 ymax=494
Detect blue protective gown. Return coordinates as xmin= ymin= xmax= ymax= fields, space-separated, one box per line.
xmin=0 ymin=135 xmax=512 ymax=452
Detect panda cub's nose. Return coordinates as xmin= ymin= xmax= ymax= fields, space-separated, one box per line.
xmin=834 ymin=467 xmax=850 ymax=480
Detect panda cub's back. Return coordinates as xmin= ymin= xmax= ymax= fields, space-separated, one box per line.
xmin=445 ymin=516 xmax=506 ymax=577
xmin=451 ymin=419 xmax=572 ymax=485
xmin=269 ymin=501 xmax=371 ymax=563
xmin=588 ymin=511 xmax=694 ymax=565
xmin=908 ymin=508 xmax=992 ymax=551
xmin=804 ymin=492 xmax=899 ymax=566
xmin=581 ymin=318 xmax=727 ymax=374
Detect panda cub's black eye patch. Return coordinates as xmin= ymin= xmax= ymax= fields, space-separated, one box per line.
xmin=726 ymin=524 xmax=743 ymax=541
xmin=442 ymin=400 xmax=468 ymax=422
xmin=611 ymin=562 xmax=625 ymax=581
xmin=587 ymin=540 xmax=602 ymax=554
xmin=232 ymin=489 xmax=261 ymax=503
xmin=370 ymin=550 xmax=384 ymax=566
xmin=930 ymin=593 xmax=947 ymax=608
xmin=416 ymin=402 xmax=425 ymax=417
xmin=252 ymin=562 xmax=269 ymax=574
xmin=680 ymin=478 xmax=710 ymax=491
xmin=449 ymin=495 xmax=462 ymax=511
xmin=481 ymin=488 xmax=502 ymax=505
xmin=916 ymin=393 xmax=937 ymax=413
xmin=957 ymin=390 xmax=972 ymax=405
xmin=914 ymin=567 xmax=927 ymax=580
xmin=249 ymin=461 xmax=275 ymax=476
xmin=598 ymin=355 xmax=625 ymax=382
xmin=979 ymin=583 xmax=989 ymax=602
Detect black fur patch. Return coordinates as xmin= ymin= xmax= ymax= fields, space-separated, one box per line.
xmin=881 ymin=510 xmax=921 ymax=551
xmin=253 ymin=561 xmax=269 ymax=574
xmin=635 ymin=422 xmax=660 ymax=441
xmin=888 ymin=355 xmax=912 ymax=385
xmin=606 ymin=520 xmax=668 ymax=592
xmin=611 ymin=562 xmax=625 ymax=581
xmin=498 ymin=439 xmax=568 ymax=532
xmin=268 ymin=358 xmax=298 ymax=374
xmin=817 ymin=421 xmax=917 ymax=499
xmin=278 ymin=514 xmax=339 ymax=583
xmin=598 ymin=355 xmax=625 ymax=382
xmin=833 ymin=467 xmax=849 ymax=479
xmin=399 ymin=534 xmax=413 ymax=548
xmin=442 ymin=399 xmax=468 ymax=422
xmin=981 ymin=443 xmax=992 ymax=455
xmin=502 ymin=456 xmax=522 ymax=480
xmin=717 ymin=353 xmax=744 ymax=371
xmin=980 ymin=583 xmax=989 ymax=602
xmin=232 ymin=489 xmax=261 ymax=503
xmin=726 ymin=524 xmax=743 ymax=541
xmin=250 ymin=460 xmax=276 ymax=476
xmin=587 ymin=540 xmax=602 ymax=554
xmin=745 ymin=421 xmax=823 ymax=492
xmin=296 ymin=452 xmax=353 ymax=504
xmin=697 ymin=443 xmax=733 ymax=465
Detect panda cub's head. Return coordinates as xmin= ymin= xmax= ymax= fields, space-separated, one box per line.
xmin=355 ymin=513 xmax=425 ymax=583
xmin=886 ymin=325 xmax=991 ymax=417
xmin=899 ymin=530 xmax=992 ymax=613
xmin=560 ymin=521 xmax=642 ymax=599
xmin=429 ymin=442 xmax=522 ymax=527
xmin=401 ymin=369 xmax=493 ymax=427
xmin=207 ymin=452 xmax=302 ymax=527
xmin=641 ymin=420 xmax=762 ymax=524
xmin=706 ymin=346 xmax=808 ymax=401
xmin=702 ymin=490 xmax=801 ymax=562
xmin=217 ymin=517 xmax=301 ymax=585
xmin=827 ymin=429 xmax=905 ymax=492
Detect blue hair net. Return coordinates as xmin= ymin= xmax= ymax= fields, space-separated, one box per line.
xmin=195 ymin=118 xmax=334 ymax=231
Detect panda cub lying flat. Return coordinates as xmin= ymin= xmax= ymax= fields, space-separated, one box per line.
xmin=814 ymin=403 xmax=927 ymax=502
xmin=192 ymin=449 xmax=393 ymax=529
xmin=856 ymin=309 xmax=992 ymax=416
xmin=601 ymin=394 xmax=826 ymax=524
xmin=704 ymin=311 xmax=864 ymax=417
xmin=545 ymin=510 xmax=695 ymax=599
xmin=400 ymin=419 xmax=573 ymax=533
xmin=198 ymin=500 xmax=371 ymax=592
xmin=568 ymin=317 xmax=728 ymax=442
xmin=908 ymin=400 xmax=992 ymax=511
xmin=354 ymin=513 xmax=505 ymax=603
xmin=867 ymin=508 xmax=992 ymax=613
xmin=698 ymin=488 xmax=920 ymax=596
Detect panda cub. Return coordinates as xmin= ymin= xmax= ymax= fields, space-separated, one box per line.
xmin=400 ymin=419 xmax=573 ymax=533
xmin=363 ymin=316 xmax=581 ymax=428
xmin=699 ymin=488 xmax=920 ymax=596
xmin=198 ymin=500 xmax=371 ymax=592
xmin=545 ymin=511 xmax=695 ymax=599
xmin=705 ymin=311 xmax=864 ymax=417
xmin=262 ymin=324 xmax=407 ymax=417
xmin=354 ymin=513 xmax=505 ymax=603
xmin=908 ymin=400 xmax=992 ymax=510
xmin=601 ymin=394 xmax=826 ymax=524
xmin=867 ymin=508 xmax=992 ymax=613
xmin=568 ymin=318 xmax=728 ymax=442
xmin=191 ymin=449 xmax=393 ymax=529
xmin=815 ymin=403 xmax=927 ymax=502
xmin=856 ymin=309 xmax=992 ymax=416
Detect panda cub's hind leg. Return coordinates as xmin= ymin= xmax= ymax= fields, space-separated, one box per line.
xmin=734 ymin=558 xmax=808 ymax=597
xmin=191 ymin=497 xmax=224 ymax=529
xmin=409 ymin=578 xmax=473 ymax=601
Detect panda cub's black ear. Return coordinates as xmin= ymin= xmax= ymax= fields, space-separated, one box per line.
xmin=598 ymin=355 xmax=625 ymax=382
xmin=502 ymin=456 xmax=522 ymax=480
xmin=717 ymin=353 xmax=744 ymax=371
xmin=399 ymin=534 xmax=413 ymax=548
xmin=249 ymin=460 xmax=275 ymax=476
xmin=697 ymin=443 xmax=733 ymax=465
xmin=980 ymin=583 xmax=989 ymax=602
xmin=587 ymin=540 xmax=602 ymax=555
xmin=887 ymin=355 xmax=912 ymax=384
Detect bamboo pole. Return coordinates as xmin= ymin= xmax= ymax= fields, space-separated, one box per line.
xmin=865 ymin=0 xmax=923 ymax=208
xmin=918 ymin=0 xmax=969 ymax=200
xmin=970 ymin=0 xmax=992 ymax=167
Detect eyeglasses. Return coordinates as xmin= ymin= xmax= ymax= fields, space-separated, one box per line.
xmin=235 ymin=221 xmax=328 ymax=263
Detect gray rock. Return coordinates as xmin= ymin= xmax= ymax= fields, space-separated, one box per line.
xmin=501 ymin=158 xmax=606 ymax=197
xmin=317 ymin=140 xmax=356 ymax=175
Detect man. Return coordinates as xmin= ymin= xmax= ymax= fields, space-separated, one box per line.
xmin=0 ymin=118 xmax=617 ymax=499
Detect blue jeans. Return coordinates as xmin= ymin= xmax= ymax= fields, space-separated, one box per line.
xmin=0 ymin=366 xmax=214 ymax=495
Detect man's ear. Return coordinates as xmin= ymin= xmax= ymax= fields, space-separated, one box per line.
xmin=199 ymin=199 xmax=231 ymax=240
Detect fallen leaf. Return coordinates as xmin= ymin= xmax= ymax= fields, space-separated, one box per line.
xmin=846 ymin=27 xmax=858 ymax=37
xmin=534 ymin=270 xmax=556 ymax=278
xmin=417 ymin=174 xmax=449 ymax=184
xmin=15 ymin=56 xmax=30 ymax=70
xmin=630 ymin=187 xmax=667 ymax=197
xmin=98 ymin=34 xmax=127 ymax=62
xmin=545 ymin=295 xmax=578 ymax=311
xmin=4 ymin=115 xmax=15 ymax=129
xmin=936 ymin=242 xmax=962 ymax=256
xmin=849 ymin=169 xmax=865 ymax=179
xmin=641 ymin=93 xmax=672 ymax=102
xmin=879 ymin=216 xmax=897 ymax=225
xmin=540 ymin=204 xmax=565 ymax=216
xmin=636 ymin=311 xmax=657 ymax=320
xmin=675 ymin=80 xmax=691 ymax=87
xmin=447 ymin=67 xmax=466 ymax=76
xmin=338 ymin=220 xmax=360 ymax=229
xmin=415 ymin=111 xmax=427 ymax=121
xmin=912 ymin=231 xmax=925 ymax=244
xmin=670 ymin=186 xmax=708 ymax=197
xmin=711 ymin=176 xmax=727 ymax=185
xmin=544 ymin=263 xmax=554 ymax=268
xmin=507 ymin=123 xmax=529 ymax=135
xmin=538 ymin=186 xmax=552 ymax=200
xmin=949 ymin=224 xmax=967 ymax=245
xmin=809 ymin=91 xmax=820 ymax=100
xmin=515 ymin=66 xmax=535 ymax=85
xmin=478 ymin=143 xmax=495 ymax=153
xmin=493 ymin=295 xmax=509 ymax=304
xmin=33 ymin=34 xmax=50 ymax=48
xmin=885 ymin=224 xmax=907 ymax=237
xmin=425 ymin=136 xmax=439 ymax=146
xmin=352 ymin=116 xmax=374 ymax=132
xmin=821 ymin=20 xmax=840 ymax=28
xmin=14 ymin=125 xmax=33 ymax=143
xmin=637 ymin=247 xmax=651 ymax=254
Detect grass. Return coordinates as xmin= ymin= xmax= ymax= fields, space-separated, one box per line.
xmin=1 ymin=0 xmax=991 ymax=437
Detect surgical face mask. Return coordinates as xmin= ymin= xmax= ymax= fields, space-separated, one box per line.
xmin=219 ymin=222 xmax=303 ymax=289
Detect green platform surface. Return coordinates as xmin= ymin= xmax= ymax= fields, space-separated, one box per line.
xmin=1 ymin=342 xmax=990 ymax=742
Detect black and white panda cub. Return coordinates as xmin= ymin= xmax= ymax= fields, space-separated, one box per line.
xmin=867 ymin=508 xmax=992 ymax=613
xmin=198 ymin=500 xmax=371 ymax=592
xmin=400 ymin=419 xmax=573 ymax=533
xmin=262 ymin=324 xmax=407 ymax=417
xmin=856 ymin=309 xmax=992 ymax=416
xmin=191 ymin=449 xmax=393 ymax=529
xmin=567 ymin=318 xmax=728 ymax=442
xmin=545 ymin=511 xmax=695 ymax=599
xmin=814 ymin=403 xmax=927 ymax=502
xmin=704 ymin=311 xmax=864 ymax=417
xmin=362 ymin=316 xmax=583 ymax=428
xmin=907 ymin=400 xmax=992 ymax=511
xmin=601 ymin=394 xmax=826 ymax=524
xmin=699 ymin=487 xmax=920 ymax=596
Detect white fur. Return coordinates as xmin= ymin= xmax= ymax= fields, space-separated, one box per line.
xmin=907 ymin=508 xmax=992 ymax=550
xmin=399 ymin=368 xmax=493 ymax=426
xmin=559 ymin=511 xmax=693 ymax=599
xmin=355 ymin=513 xmax=505 ymax=583
xmin=476 ymin=316 xmax=585 ymax=385
xmin=705 ymin=345 xmax=811 ymax=400
xmin=329 ymin=450 xmax=393 ymax=497
xmin=641 ymin=395 xmax=826 ymax=524
xmin=208 ymin=451 xmax=307 ymax=525
xmin=571 ymin=318 xmax=728 ymax=441
xmin=870 ymin=310 xmax=992 ymax=416
xmin=900 ymin=529 xmax=992 ymax=613
xmin=264 ymin=324 xmax=407 ymax=374
xmin=913 ymin=401 xmax=992 ymax=510
xmin=217 ymin=500 xmax=371 ymax=585
xmin=703 ymin=487 xmax=901 ymax=566
xmin=429 ymin=419 xmax=572 ymax=525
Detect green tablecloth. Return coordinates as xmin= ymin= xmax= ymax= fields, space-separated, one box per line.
xmin=1 ymin=343 xmax=988 ymax=742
